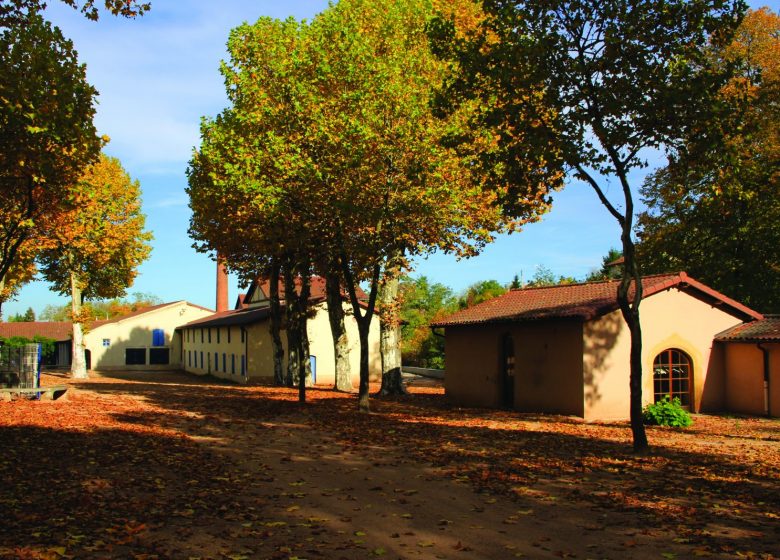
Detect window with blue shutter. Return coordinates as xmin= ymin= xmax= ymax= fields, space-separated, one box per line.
xmin=152 ymin=329 xmax=165 ymax=347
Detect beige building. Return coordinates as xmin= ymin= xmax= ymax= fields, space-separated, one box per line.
xmin=178 ymin=276 xmax=381 ymax=386
xmin=85 ymin=301 xmax=214 ymax=370
xmin=0 ymin=301 xmax=214 ymax=371
xmin=433 ymin=273 xmax=776 ymax=420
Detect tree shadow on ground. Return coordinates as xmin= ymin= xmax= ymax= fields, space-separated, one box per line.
xmin=56 ymin=371 xmax=780 ymax=558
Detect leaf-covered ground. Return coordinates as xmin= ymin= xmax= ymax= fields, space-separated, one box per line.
xmin=0 ymin=370 xmax=778 ymax=559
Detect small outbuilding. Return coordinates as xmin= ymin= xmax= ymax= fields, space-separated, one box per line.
xmin=432 ymin=272 xmax=772 ymax=420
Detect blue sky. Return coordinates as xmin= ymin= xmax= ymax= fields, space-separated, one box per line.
xmin=6 ymin=0 xmax=778 ymax=317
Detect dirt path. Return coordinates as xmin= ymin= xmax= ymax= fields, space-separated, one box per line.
xmin=1 ymin=370 xmax=778 ymax=559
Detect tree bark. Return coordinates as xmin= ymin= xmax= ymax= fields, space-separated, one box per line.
xmin=284 ymin=265 xmax=302 ymax=390
xmin=70 ymin=271 xmax=88 ymax=379
xmin=378 ymin=272 xmax=406 ymax=395
xmin=325 ymin=270 xmax=353 ymax=391
xmin=341 ymin=257 xmax=380 ymax=413
xmin=269 ymin=260 xmax=285 ymax=386
xmin=619 ymin=233 xmax=649 ymax=453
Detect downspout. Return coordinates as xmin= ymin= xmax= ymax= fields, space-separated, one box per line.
xmin=757 ymin=343 xmax=771 ymax=417
xmin=242 ymin=326 xmax=248 ymax=381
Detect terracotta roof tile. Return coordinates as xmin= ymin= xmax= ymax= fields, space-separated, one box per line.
xmin=715 ymin=315 xmax=780 ymax=342
xmin=432 ymin=272 xmax=762 ymax=327
xmin=0 ymin=321 xmax=72 ymax=341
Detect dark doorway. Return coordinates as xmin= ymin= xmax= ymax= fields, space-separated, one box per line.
xmin=85 ymin=349 xmax=91 ymax=370
xmin=501 ymin=333 xmax=515 ymax=408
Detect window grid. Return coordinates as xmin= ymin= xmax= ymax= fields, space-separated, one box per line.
xmin=653 ymin=348 xmax=692 ymax=406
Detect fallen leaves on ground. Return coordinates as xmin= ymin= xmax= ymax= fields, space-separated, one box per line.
xmin=0 ymin=372 xmax=777 ymax=559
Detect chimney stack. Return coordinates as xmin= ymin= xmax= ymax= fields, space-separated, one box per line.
xmin=216 ymin=256 xmax=228 ymax=313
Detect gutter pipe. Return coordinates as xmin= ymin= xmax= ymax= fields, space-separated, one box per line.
xmin=757 ymin=343 xmax=771 ymax=417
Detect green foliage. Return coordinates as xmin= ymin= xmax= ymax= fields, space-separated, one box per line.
xmin=586 ymin=248 xmax=623 ymax=282
xmin=399 ymin=275 xmax=456 ymax=368
xmin=643 ymin=396 xmax=693 ymax=428
xmin=458 ymin=280 xmax=506 ymax=309
xmin=526 ymin=265 xmax=578 ymax=288
xmin=0 ymin=335 xmax=56 ymax=360
xmin=0 ymin=13 xmax=100 ymax=287
xmin=637 ymin=8 xmax=780 ymax=312
xmin=8 ymin=306 xmax=34 ymax=322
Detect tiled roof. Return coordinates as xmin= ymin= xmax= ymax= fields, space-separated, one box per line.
xmin=0 ymin=321 xmax=72 ymax=341
xmin=715 ymin=315 xmax=780 ymax=342
xmin=432 ymin=272 xmax=762 ymax=327
xmin=179 ymin=305 xmax=271 ymax=329
xmin=247 ymin=275 xmax=368 ymax=305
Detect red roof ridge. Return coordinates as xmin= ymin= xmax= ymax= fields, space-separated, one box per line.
xmin=434 ymin=271 xmax=761 ymax=327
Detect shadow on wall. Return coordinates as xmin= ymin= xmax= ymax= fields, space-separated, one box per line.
xmin=583 ymin=313 xmax=622 ymax=409
xmin=91 ymin=325 xmax=177 ymax=370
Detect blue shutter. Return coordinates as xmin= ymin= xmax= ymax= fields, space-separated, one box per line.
xmin=152 ymin=329 xmax=165 ymax=347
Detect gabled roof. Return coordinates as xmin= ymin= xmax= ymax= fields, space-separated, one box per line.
xmin=0 ymin=321 xmax=72 ymax=341
xmin=715 ymin=315 xmax=780 ymax=343
xmin=93 ymin=301 xmax=214 ymax=325
xmin=245 ymin=275 xmax=367 ymax=306
xmin=432 ymin=272 xmax=762 ymax=328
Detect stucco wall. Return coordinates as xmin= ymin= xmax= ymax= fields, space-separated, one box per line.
xmin=86 ymin=302 xmax=213 ymax=370
xmin=723 ymin=342 xmax=780 ymax=417
xmin=583 ymin=288 xmax=744 ymax=420
xmin=181 ymin=303 xmax=380 ymax=386
xmin=444 ymin=321 xmax=584 ymax=415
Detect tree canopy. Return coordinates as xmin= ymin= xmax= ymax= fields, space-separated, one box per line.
xmin=429 ymin=0 xmax=746 ymax=451
xmin=188 ymin=0 xmax=519 ymax=410
xmin=637 ymin=8 xmax=780 ymax=312
xmin=0 ymin=14 xmax=100 ymax=299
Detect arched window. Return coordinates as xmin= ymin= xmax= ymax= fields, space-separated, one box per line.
xmin=653 ymin=349 xmax=692 ymax=407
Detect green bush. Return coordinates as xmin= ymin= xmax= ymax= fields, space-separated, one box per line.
xmin=642 ymin=396 xmax=693 ymax=428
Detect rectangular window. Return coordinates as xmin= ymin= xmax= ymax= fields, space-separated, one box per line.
xmin=217 ymin=328 xmax=220 ymax=344
xmin=222 ymin=353 xmax=226 ymax=372
xmin=186 ymin=330 xmax=189 ymax=343
xmin=125 ymin=348 xmax=146 ymax=365
xmin=227 ymin=327 xmax=231 ymax=344
xmin=188 ymin=350 xmax=191 ymax=367
xmin=200 ymin=352 xmax=203 ymax=369
xmin=201 ymin=329 xmax=204 ymax=343
xmin=214 ymin=352 xmax=218 ymax=371
xmin=208 ymin=328 xmax=212 ymax=343
xmin=149 ymin=348 xmax=170 ymax=365
xmin=241 ymin=355 xmax=245 ymax=376
xmin=102 ymin=338 xmax=110 ymax=347
xmin=241 ymin=329 xmax=245 ymax=343
xmin=231 ymin=354 xmax=235 ymax=374
xmin=152 ymin=329 xmax=165 ymax=347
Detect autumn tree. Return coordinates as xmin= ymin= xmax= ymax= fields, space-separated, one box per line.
xmin=38 ymin=154 xmax=152 ymax=378
xmin=586 ymin=248 xmax=624 ymax=281
xmin=189 ymin=0 xmax=518 ymax=410
xmin=305 ymin=0 xmax=523 ymax=410
xmin=637 ymin=8 xmax=780 ymax=312
xmin=0 ymin=0 xmax=149 ymax=26
xmin=0 ymin=14 xmax=101 ymax=309
xmin=430 ymin=0 xmax=746 ymax=451
xmin=187 ymin=16 xmax=319 ymax=400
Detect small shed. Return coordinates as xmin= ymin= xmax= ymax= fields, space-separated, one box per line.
xmin=432 ymin=273 xmax=765 ymax=420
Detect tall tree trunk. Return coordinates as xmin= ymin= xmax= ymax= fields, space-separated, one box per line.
xmin=578 ymin=161 xmax=648 ymax=453
xmin=70 ymin=271 xmax=88 ymax=379
xmin=325 ymin=269 xmax=353 ymax=391
xmin=341 ymin=257 xmax=381 ymax=413
xmin=297 ymin=271 xmax=312 ymax=395
xmin=269 ymin=260 xmax=285 ymax=386
xmin=284 ymin=265 xmax=301 ymax=390
xmin=378 ymin=272 xmax=405 ymax=395
xmin=619 ymin=233 xmax=649 ymax=453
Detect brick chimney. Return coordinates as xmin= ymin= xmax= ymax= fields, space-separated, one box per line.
xmin=216 ymin=257 xmax=228 ymax=313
